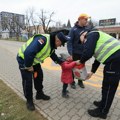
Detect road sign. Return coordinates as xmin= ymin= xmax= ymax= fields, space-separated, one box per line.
xmin=99 ymin=18 xmax=116 ymax=26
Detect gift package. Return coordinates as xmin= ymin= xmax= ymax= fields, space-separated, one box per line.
xmin=73 ymin=64 xmax=87 ymax=81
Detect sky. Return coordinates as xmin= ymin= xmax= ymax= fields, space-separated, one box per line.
xmin=0 ymin=0 xmax=120 ymax=26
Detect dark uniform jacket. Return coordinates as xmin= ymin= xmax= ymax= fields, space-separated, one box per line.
xmin=17 ymin=35 xmax=62 ymax=68
xmin=80 ymin=32 xmax=120 ymax=73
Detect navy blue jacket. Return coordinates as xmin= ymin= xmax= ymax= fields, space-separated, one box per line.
xmin=67 ymin=22 xmax=86 ymax=55
xmin=80 ymin=31 xmax=120 ymax=73
xmin=17 ymin=35 xmax=62 ymax=68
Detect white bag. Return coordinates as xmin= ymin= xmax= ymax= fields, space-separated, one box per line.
xmin=59 ymin=53 xmax=70 ymax=60
xmin=73 ymin=64 xmax=87 ymax=81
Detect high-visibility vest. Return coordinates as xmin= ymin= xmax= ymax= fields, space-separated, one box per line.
xmin=18 ymin=34 xmax=52 ymax=65
xmin=92 ymin=31 xmax=120 ymax=63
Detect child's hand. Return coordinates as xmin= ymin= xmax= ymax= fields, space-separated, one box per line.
xmin=75 ymin=60 xmax=80 ymax=65
xmin=66 ymin=56 xmax=73 ymax=61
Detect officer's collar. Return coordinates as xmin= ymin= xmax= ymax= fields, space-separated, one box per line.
xmin=50 ymin=39 xmax=57 ymax=49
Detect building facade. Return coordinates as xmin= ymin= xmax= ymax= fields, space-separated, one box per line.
xmin=0 ymin=11 xmax=25 ymax=38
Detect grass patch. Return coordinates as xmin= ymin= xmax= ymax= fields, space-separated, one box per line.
xmin=0 ymin=80 xmax=47 ymax=120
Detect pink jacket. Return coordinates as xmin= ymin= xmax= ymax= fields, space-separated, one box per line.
xmin=60 ymin=61 xmax=76 ymax=84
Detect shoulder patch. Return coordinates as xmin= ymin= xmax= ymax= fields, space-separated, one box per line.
xmin=38 ymin=39 xmax=45 ymax=44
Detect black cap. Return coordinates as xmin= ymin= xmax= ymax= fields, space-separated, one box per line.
xmin=56 ymin=32 xmax=70 ymax=46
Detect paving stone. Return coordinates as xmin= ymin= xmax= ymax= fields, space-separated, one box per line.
xmin=58 ymin=98 xmax=66 ymax=105
xmin=81 ymin=97 xmax=88 ymax=104
xmin=77 ymin=108 xmax=86 ymax=117
xmin=65 ymin=98 xmax=73 ymax=104
xmin=109 ymin=114 xmax=118 ymax=120
xmin=66 ymin=102 xmax=75 ymax=110
xmin=39 ymin=102 xmax=51 ymax=110
xmin=84 ymin=102 xmax=91 ymax=110
xmin=49 ymin=102 xmax=59 ymax=110
xmin=67 ymin=108 xmax=77 ymax=117
xmin=58 ymin=102 xmax=68 ymax=110
xmin=61 ymin=115 xmax=70 ymax=120
xmin=74 ymin=97 xmax=81 ymax=104
xmin=71 ymin=115 xmax=81 ymax=120
xmin=43 ymin=108 xmax=51 ymax=114
xmin=74 ymin=102 xmax=84 ymax=110
xmin=116 ymin=102 xmax=120 ymax=109
xmin=48 ymin=108 xmax=59 ymax=117
xmin=58 ymin=109 xmax=69 ymax=118
xmin=80 ymin=114 xmax=90 ymax=120
xmin=113 ymin=108 xmax=120 ymax=116
xmin=52 ymin=115 xmax=60 ymax=120
xmin=89 ymin=117 xmax=99 ymax=120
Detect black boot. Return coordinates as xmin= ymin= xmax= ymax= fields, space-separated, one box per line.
xmin=70 ymin=81 xmax=76 ymax=89
xmin=36 ymin=92 xmax=50 ymax=100
xmin=78 ymin=80 xmax=85 ymax=88
xmin=93 ymin=100 xmax=101 ymax=107
xmin=26 ymin=100 xmax=35 ymax=111
xmin=88 ymin=108 xmax=107 ymax=119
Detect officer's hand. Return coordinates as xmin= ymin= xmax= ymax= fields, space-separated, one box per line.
xmin=86 ymin=72 xmax=93 ymax=80
xmin=27 ymin=66 xmax=34 ymax=72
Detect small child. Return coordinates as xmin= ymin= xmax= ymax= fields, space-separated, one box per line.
xmin=60 ymin=54 xmax=80 ymax=98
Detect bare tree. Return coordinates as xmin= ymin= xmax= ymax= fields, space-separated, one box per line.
xmin=25 ymin=8 xmax=35 ymax=38
xmin=38 ymin=9 xmax=55 ymax=33
xmin=25 ymin=7 xmax=44 ymax=38
xmin=2 ymin=16 xmax=13 ymax=37
xmin=12 ymin=15 xmax=24 ymax=40
xmin=24 ymin=8 xmax=55 ymax=37
xmin=67 ymin=19 xmax=71 ymax=28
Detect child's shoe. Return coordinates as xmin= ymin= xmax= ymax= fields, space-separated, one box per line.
xmin=62 ymin=91 xmax=69 ymax=98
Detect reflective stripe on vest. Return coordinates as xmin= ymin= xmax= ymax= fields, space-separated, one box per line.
xmin=93 ymin=31 xmax=120 ymax=63
xmin=94 ymin=37 xmax=115 ymax=58
xmin=18 ymin=34 xmax=51 ymax=65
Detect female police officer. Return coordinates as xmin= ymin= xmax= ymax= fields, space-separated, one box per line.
xmin=17 ymin=31 xmax=68 ymax=111
xmin=79 ymin=29 xmax=120 ymax=119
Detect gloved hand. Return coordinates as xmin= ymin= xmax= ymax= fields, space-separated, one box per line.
xmin=34 ymin=72 xmax=38 ymax=78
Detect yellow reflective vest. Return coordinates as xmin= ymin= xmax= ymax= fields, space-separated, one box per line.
xmin=18 ymin=34 xmax=51 ymax=65
xmin=93 ymin=31 xmax=120 ymax=63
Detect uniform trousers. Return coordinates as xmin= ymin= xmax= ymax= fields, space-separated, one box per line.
xmin=99 ymin=58 xmax=120 ymax=113
xmin=20 ymin=64 xmax=43 ymax=101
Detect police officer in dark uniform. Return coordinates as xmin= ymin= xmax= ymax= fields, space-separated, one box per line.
xmin=67 ymin=13 xmax=90 ymax=89
xmin=17 ymin=31 xmax=69 ymax=111
xmin=79 ymin=29 xmax=120 ymax=119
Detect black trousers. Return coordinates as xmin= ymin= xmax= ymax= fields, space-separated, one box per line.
xmin=99 ymin=59 xmax=120 ymax=113
xmin=62 ymin=83 xmax=68 ymax=93
xmin=20 ymin=64 xmax=43 ymax=101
